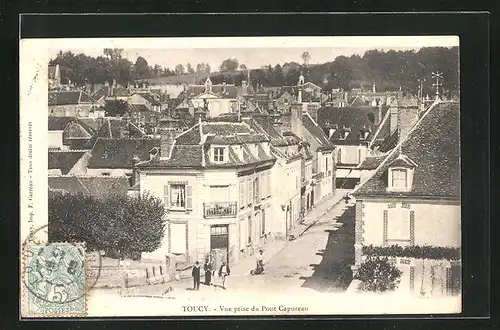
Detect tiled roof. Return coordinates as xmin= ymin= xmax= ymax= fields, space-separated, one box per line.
xmin=87 ymin=138 xmax=161 ymax=169
xmin=377 ymin=130 xmax=399 ymax=153
xmin=94 ymin=118 xmax=146 ymax=140
xmin=301 ymin=113 xmax=335 ymax=148
xmin=130 ymin=104 xmax=150 ymax=113
xmin=48 ymin=91 xmax=96 ymax=106
xmin=357 ymin=156 xmax=386 ymax=170
xmin=48 ymin=151 xmax=86 ymax=174
xmin=64 ymin=121 xmax=92 ymax=139
xmin=317 ymin=107 xmax=386 ymax=142
xmin=175 ymin=124 xmax=202 ymax=145
xmin=91 ymin=86 xmax=110 ymax=100
xmin=48 ymin=176 xmax=130 ymax=199
xmin=136 ymin=93 xmax=162 ymax=106
xmin=113 ymin=87 xmax=130 ymax=97
xmin=48 ymin=117 xmax=76 ymax=131
xmin=353 ymin=102 xmax=460 ymax=199
xmin=139 ymin=119 xmax=276 ymax=169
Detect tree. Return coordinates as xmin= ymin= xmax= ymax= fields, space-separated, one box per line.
xmin=174 ymin=64 xmax=185 ymax=75
xmin=196 ymin=63 xmax=205 ymax=74
xmin=239 ymin=64 xmax=247 ymax=70
xmin=273 ymin=64 xmax=285 ymax=87
xmin=103 ymin=99 xmax=129 ymax=117
xmin=48 ymin=192 xmax=166 ymax=259
xmin=103 ymin=48 xmax=123 ymax=61
xmin=355 ymin=256 xmax=403 ymax=292
xmin=134 ymin=56 xmax=150 ymax=80
xmin=186 ymin=63 xmax=195 ymax=74
xmin=220 ymin=58 xmax=239 ymax=72
xmin=204 ymin=63 xmax=211 ymax=74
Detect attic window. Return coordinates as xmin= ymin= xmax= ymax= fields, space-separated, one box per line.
xmin=213 ymin=147 xmax=226 ymax=163
xmin=391 ymin=169 xmax=407 ymax=189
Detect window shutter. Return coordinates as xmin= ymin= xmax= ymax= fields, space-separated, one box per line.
xmin=239 ymin=180 xmax=245 ymax=208
xmin=164 ymin=185 xmax=170 ymax=208
xmin=267 ymin=172 xmax=271 ymax=197
xmin=248 ymin=178 xmax=253 ymax=205
xmin=410 ymin=210 xmax=415 ymax=245
xmin=186 ymin=185 xmax=193 ymax=209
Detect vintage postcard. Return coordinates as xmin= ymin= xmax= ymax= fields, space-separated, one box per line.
xmin=20 ymin=36 xmax=461 ymax=317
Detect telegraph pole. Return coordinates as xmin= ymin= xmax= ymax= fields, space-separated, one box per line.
xmin=432 ymin=71 xmax=443 ymax=100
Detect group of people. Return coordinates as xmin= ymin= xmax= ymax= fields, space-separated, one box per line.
xmin=191 ymin=250 xmax=265 ymax=290
xmin=191 ymin=259 xmax=230 ymax=290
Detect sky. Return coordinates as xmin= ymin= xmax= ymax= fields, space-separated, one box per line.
xmin=46 ymin=36 xmax=459 ymax=71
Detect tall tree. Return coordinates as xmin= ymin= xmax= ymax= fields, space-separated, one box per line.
xmin=134 ymin=56 xmax=150 ymax=80
xmin=220 ymin=58 xmax=239 ymax=72
xmin=239 ymin=64 xmax=247 ymax=70
xmin=301 ymin=51 xmax=311 ymax=66
xmin=273 ymin=64 xmax=285 ymax=87
xmin=174 ymin=64 xmax=185 ymax=75
xmin=204 ymin=63 xmax=211 ymax=74
xmin=186 ymin=63 xmax=195 ymax=74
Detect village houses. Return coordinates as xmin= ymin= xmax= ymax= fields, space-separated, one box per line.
xmin=350 ymin=101 xmax=461 ymax=296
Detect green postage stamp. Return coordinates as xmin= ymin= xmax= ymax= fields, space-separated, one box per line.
xmin=22 ymin=243 xmax=86 ymax=317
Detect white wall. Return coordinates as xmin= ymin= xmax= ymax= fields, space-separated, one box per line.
xmin=337 ymin=145 xmax=369 ymax=165
xmin=48 ymin=131 xmax=63 ymax=149
xmin=360 ymin=199 xmax=461 ymax=248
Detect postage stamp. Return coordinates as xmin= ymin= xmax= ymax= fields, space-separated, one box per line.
xmin=22 ymin=242 xmax=87 ymax=317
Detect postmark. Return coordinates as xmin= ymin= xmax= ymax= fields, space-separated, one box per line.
xmin=21 ymin=225 xmax=102 ymax=318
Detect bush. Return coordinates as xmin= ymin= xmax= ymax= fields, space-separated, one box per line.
xmin=362 ymin=245 xmax=461 ymax=261
xmin=355 ymin=256 xmax=402 ymax=292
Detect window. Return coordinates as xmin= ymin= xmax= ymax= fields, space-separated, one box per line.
xmin=213 ymin=147 xmax=225 ymax=162
xmin=165 ymin=184 xmax=193 ymax=210
xmin=102 ymin=173 xmax=110 ymax=177
xmin=210 ymin=185 xmax=229 ymax=202
xmin=253 ymin=177 xmax=260 ymax=204
xmin=247 ymin=216 xmax=252 ymax=245
xmin=325 ymin=157 xmax=328 ymax=173
xmin=239 ymin=180 xmax=245 ymax=209
xmin=391 ymin=169 xmax=408 ymax=189
xmin=386 ymin=207 xmax=411 ymax=244
xmin=337 ymin=149 xmax=342 ymax=164
xmin=358 ymin=149 xmax=362 ymax=164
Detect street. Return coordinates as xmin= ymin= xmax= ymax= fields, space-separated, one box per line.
xmin=89 ymin=199 xmax=356 ymax=300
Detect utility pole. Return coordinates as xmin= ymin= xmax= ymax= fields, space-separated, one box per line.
xmin=432 ymin=71 xmax=443 ymax=100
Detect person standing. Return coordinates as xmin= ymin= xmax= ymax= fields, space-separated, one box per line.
xmin=218 ymin=261 xmax=230 ymax=289
xmin=203 ymin=259 xmax=213 ymax=286
xmin=192 ymin=261 xmax=201 ymax=290
xmin=256 ymin=249 xmax=264 ymax=274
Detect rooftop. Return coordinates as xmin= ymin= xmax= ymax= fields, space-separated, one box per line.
xmin=352 ymin=102 xmax=460 ymax=199
xmin=48 ymin=91 xmax=96 ymax=106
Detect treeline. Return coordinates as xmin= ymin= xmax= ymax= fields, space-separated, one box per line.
xmin=209 ymin=47 xmax=459 ymax=94
xmin=50 ymin=47 xmax=459 ymax=94
xmin=49 ymin=49 xmax=211 ymax=87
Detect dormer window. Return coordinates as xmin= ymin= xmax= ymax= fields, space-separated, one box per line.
xmin=387 ymin=154 xmax=418 ymax=192
xmin=391 ymin=169 xmax=408 ymax=189
xmin=213 ymin=147 xmax=225 ymax=162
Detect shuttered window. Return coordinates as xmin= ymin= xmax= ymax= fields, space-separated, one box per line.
xmin=247 ymin=178 xmax=253 ymax=205
xmin=239 ymin=180 xmax=245 ymax=209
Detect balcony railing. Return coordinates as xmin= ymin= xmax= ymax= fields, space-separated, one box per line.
xmin=203 ymin=202 xmax=238 ymax=218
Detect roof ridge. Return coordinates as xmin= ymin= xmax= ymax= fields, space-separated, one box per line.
xmin=351 ymin=100 xmax=443 ymax=196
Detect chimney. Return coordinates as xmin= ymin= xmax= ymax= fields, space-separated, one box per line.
xmin=376 ymin=104 xmax=383 ymax=124
xmin=290 ymin=103 xmax=303 ymax=135
xmin=389 ymin=104 xmax=399 ymax=136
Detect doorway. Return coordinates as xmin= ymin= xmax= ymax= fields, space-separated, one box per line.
xmin=210 ymin=225 xmax=229 ymax=269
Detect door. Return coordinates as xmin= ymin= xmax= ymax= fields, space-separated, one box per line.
xmin=210 ymin=225 xmax=229 ymax=269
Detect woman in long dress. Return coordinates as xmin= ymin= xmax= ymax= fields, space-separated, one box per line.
xmin=204 ymin=259 xmax=213 ymax=285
